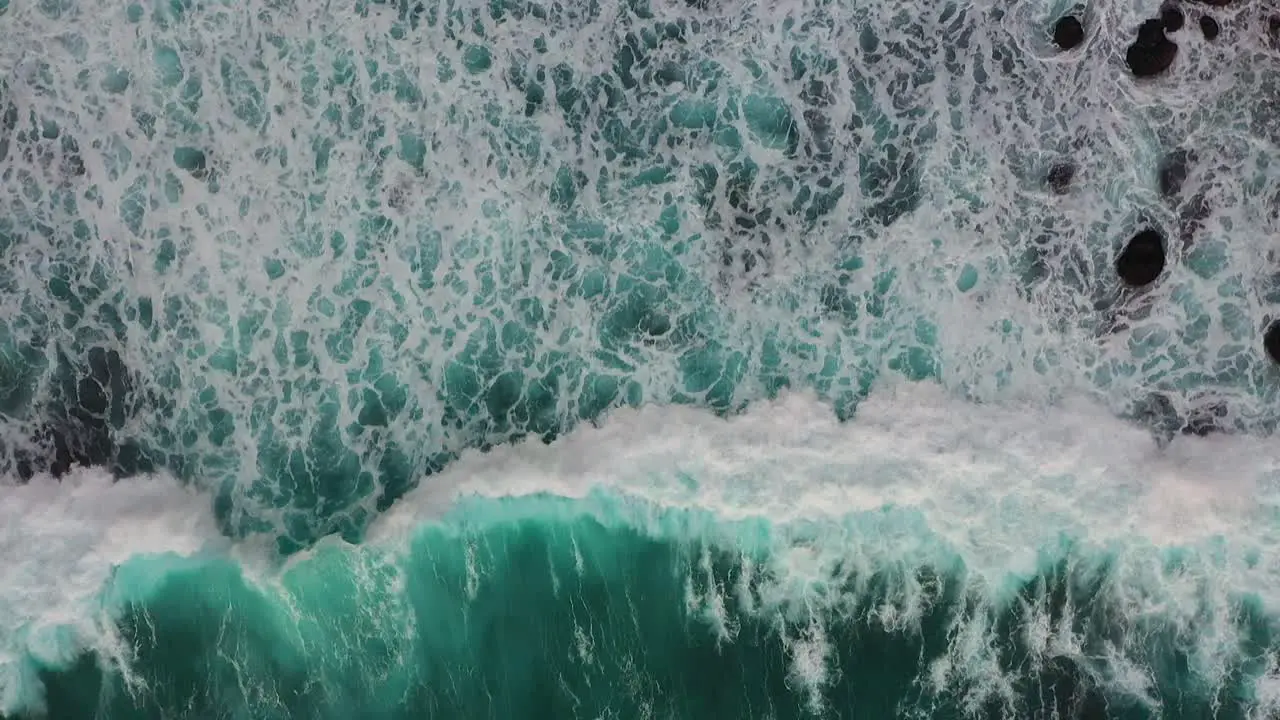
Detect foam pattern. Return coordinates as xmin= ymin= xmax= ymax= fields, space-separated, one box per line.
xmin=5 ymin=0 xmax=1280 ymax=715
xmin=3 ymin=0 xmax=1280 ymax=547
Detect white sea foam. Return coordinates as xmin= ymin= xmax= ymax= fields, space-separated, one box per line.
xmin=1 ymin=0 xmax=1279 ymax=529
xmin=3 ymin=0 xmax=1280 ymax=714
xmin=377 ymin=382 xmax=1280 ymax=561
xmin=0 ymin=470 xmax=223 ymax=714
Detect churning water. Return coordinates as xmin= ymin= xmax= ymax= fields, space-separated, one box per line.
xmin=3 ymin=0 xmax=1280 ymax=716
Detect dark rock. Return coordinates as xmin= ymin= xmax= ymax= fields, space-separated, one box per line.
xmin=1127 ymin=20 xmax=1179 ymax=77
xmin=1265 ymin=318 xmax=1280 ymax=364
xmin=1047 ymin=162 xmax=1076 ymax=194
xmin=1053 ymin=15 xmax=1086 ymax=49
xmin=1116 ymin=228 xmax=1166 ymax=287
xmin=1138 ymin=17 xmax=1166 ymax=45
xmin=1200 ymin=15 xmax=1220 ymax=40
xmin=1162 ymin=6 xmax=1184 ymax=32
xmin=1191 ymin=0 xmax=1232 ymax=6
xmin=1158 ymin=149 xmax=1193 ymax=197
xmin=1269 ymin=15 xmax=1280 ymax=46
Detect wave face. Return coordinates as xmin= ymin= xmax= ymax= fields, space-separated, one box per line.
xmin=3 ymin=0 xmax=1280 ymax=715
xmin=15 ymin=390 xmax=1280 ymax=719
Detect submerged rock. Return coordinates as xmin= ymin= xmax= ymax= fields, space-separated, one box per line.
xmin=1162 ymin=6 xmax=1185 ymax=32
xmin=1046 ymin=161 xmax=1076 ymax=194
xmin=1133 ymin=392 xmax=1182 ymax=440
xmin=1181 ymin=401 xmax=1228 ymax=436
xmin=1135 ymin=392 xmax=1232 ymax=441
xmin=1127 ymin=19 xmax=1178 ymax=77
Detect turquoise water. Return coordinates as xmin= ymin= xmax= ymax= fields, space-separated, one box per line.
xmin=3 ymin=0 xmax=1280 ymax=716
xmin=22 ymin=491 xmax=1278 ymax=720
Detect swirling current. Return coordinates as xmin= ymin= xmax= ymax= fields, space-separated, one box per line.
xmin=3 ymin=0 xmax=1280 ymax=717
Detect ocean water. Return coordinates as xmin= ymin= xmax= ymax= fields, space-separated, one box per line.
xmin=3 ymin=0 xmax=1280 ymax=716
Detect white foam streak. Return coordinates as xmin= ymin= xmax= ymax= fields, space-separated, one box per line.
xmin=379 ymin=382 xmax=1280 ymax=570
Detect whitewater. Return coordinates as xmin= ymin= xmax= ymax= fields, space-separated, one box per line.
xmin=2 ymin=0 xmax=1280 ymax=716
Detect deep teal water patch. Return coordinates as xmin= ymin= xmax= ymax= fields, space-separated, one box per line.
xmin=15 ymin=493 xmax=1278 ymax=720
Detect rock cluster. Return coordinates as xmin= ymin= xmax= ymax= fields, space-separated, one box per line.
xmin=1045 ymin=3 xmax=1280 ymax=366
